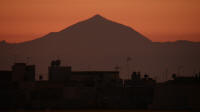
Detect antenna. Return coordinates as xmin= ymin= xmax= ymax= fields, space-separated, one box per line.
xmin=114 ymin=65 xmax=120 ymax=71
xmin=26 ymin=57 xmax=30 ymax=64
xmin=126 ymin=56 xmax=132 ymax=79
xmin=14 ymin=55 xmax=16 ymax=63
xmin=165 ymin=68 xmax=168 ymax=81
xmin=87 ymin=65 xmax=90 ymax=70
xmin=193 ymin=68 xmax=196 ymax=75
xmin=177 ymin=66 xmax=183 ymax=76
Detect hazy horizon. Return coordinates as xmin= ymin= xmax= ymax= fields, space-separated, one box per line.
xmin=0 ymin=0 xmax=200 ymax=43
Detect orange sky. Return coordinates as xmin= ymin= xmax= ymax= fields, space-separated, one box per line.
xmin=0 ymin=0 xmax=200 ymax=43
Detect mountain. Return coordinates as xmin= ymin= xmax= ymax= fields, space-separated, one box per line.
xmin=0 ymin=14 xmax=200 ymax=81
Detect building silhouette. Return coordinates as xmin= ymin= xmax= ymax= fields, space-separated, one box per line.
xmin=150 ymin=74 xmax=200 ymax=110
xmin=0 ymin=60 xmax=200 ymax=110
xmin=0 ymin=71 xmax=12 ymax=82
xmin=12 ymin=63 xmax=35 ymax=82
xmin=49 ymin=60 xmax=71 ymax=82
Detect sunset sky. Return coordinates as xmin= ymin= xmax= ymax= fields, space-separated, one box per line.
xmin=0 ymin=0 xmax=200 ymax=43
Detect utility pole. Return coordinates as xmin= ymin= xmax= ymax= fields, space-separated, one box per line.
xmin=26 ymin=57 xmax=30 ymax=64
xmin=177 ymin=66 xmax=183 ymax=76
xmin=14 ymin=55 xmax=16 ymax=63
xmin=114 ymin=65 xmax=120 ymax=71
xmin=165 ymin=68 xmax=168 ymax=81
xmin=126 ymin=57 xmax=132 ymax=79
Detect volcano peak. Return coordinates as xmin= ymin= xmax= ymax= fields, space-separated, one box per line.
xmin=87 ymin=14 xmax=108 ymax=21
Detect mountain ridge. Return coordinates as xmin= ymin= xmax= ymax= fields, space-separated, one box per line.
xmin=0 ymin=14 xmax=200 ymax=81
xmin=1 ymin=14 xmax=199 ymax=44
xmin=11 ymin=14 xmax=151 ymax=45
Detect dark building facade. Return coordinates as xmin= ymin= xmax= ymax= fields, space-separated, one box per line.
xmin=49 ymin=60 xmax=71 ymax=82
xmin=0 ymin=71 xmax=12 ymax=81
xmin=123 ymin=72 xmax=156 ymax=109
xmin=150 ymin=75 xmax=200 ymax=110
xmin=0 ymin=60 xmax=199 ymax=110
xmin=12 ymin=63 xmax=35 ymax=82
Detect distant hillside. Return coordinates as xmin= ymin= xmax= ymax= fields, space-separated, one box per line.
xmin=0 ymin=14 xmax=200 ymax=81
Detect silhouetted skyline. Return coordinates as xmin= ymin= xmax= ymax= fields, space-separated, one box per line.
xmin=0 ymin=60 xmax=200 ymax=110
xmin=1 ymin=1 xmax=200 ymax=110
xmin=0 ymin=15 xmax=200 ymax=82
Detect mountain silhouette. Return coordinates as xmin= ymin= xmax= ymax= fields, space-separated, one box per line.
xmin=25 ymin=14 xmax=151 ymax=45
xmin=0 ymin=14 xmax=200 ymax=81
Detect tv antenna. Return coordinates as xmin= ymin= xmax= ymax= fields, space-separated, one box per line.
xmin=126 ymin=56 xmax=132 ymax=79
xmin=26 ymin=57 xmax=30 ymax=64
xmin=114 ymin=65 xmax=120 ymax=71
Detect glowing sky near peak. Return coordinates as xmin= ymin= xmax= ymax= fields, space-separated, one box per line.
xmin=0 ymin=0 xmax=200 ymax=43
